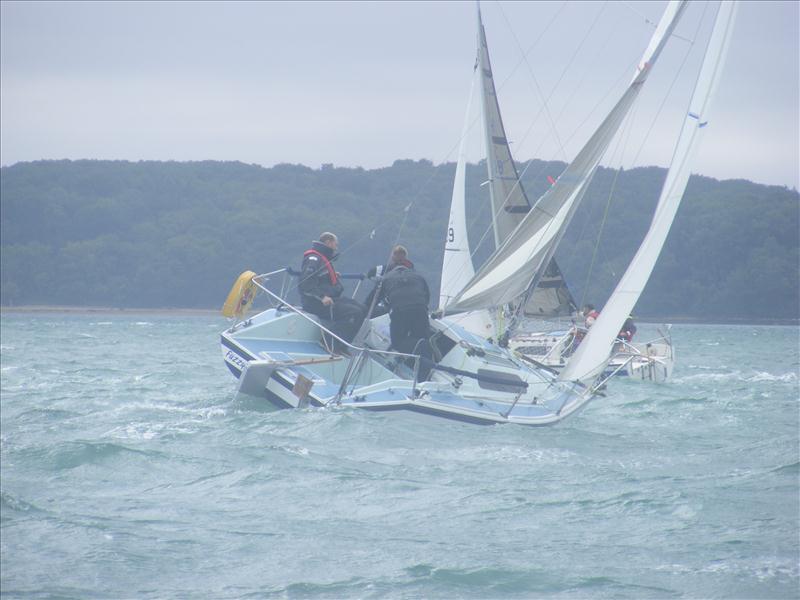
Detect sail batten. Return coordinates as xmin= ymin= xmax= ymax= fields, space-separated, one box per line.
xmin=559 ymin=1 xmax=739 ymax=384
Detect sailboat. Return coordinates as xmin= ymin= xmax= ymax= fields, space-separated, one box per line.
xmin=440 ymin=0 xmax=735 ymax=384
xmin=219 ymin=1 xmax=736 ymax=424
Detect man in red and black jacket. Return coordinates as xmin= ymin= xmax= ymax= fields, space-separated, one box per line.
xmin=298 ymin=232 xmax=366 ymax=343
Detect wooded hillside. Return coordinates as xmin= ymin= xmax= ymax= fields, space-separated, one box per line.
xmin=1 ymin=159 xmax=797 ymax=322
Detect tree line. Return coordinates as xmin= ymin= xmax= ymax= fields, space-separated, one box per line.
xmin=1 ymin=159 xmax=797 ymax=322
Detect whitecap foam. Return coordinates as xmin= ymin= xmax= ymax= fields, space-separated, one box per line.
xmin=748 ymin=371 xmax=798 ymax=383
xmin=679 ymin=371 xmax=742 ymax=383
xmin=283 ymin=445 xmax=310 ymax=456
xmin=106 ymin=422 xmax=163 ymax=440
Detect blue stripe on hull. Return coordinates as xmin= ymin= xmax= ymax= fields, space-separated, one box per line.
xmin=225 ymin=361 xmax=242 ymax=378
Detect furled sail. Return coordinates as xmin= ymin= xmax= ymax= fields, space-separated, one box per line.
xmin=444 ymin=1 xmax=688 ymax=314
xmin=560 ymin=1 xmax=739 ymax=384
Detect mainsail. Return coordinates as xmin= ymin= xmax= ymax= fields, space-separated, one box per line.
xmin=444 ymin=0 xmax=688 ymax=314
xmin=476 ymin=5 xmax=531 ymax=247
xmin=560 ymin=1 xmax=739 ymax=384
xmin=522 ymin=259 xmax=577 ymax=318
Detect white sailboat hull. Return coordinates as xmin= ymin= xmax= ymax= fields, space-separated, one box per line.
xmin=221 ymin=294 xmax=594 ymax=427
xmin=509 ymin=330 xmax=674 ymax=383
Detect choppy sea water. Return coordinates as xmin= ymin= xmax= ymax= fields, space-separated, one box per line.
xmin=1 ymin=313 xmax=798 ymax=599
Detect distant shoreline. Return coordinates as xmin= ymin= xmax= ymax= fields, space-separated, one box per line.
xmin=0 ymin=305 xmax=221 ymax=317
xmin=1 ymin=305 xmax=797 ymax=326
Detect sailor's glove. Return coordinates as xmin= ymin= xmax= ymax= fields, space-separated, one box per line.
xmin=366 ymin=265 xmax=384 ymax=279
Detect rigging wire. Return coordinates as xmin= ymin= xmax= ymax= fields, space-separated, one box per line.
xmin=578 ymin=98 xmax=641 ymax=311
xmin=450 ymin=3 xmax=696 ymax=331
xmin=496 ymin=0 xmax=610 ymax=165
xmin=576 ymin=1 xmax=710 ymax=310
xmin=463 ymin=7 xmax=650 ymax=275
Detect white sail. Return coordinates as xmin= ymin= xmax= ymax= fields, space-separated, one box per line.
xmin=476 ymin=5 xmax=531 ymax=247
xmin=439 ymin=58 xmax=498 ymax=339
xmin=465 ymin=5 xmax=576 ymax=318
xmin=444 ymin=1 xmax=688 ymax=314
xmin=439 ymin=62 xmax=478 ymax=310
xmin=560 ymin=1 xmax=739 ymax=384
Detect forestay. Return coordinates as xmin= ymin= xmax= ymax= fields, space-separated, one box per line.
xmin=444 ymin=1 xmax=688 ymax=314
xmin=560 ymin=1 xmax=739 ymax=384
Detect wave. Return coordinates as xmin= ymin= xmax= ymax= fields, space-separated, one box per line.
xmin=749 ymin=371 xmax=798 ymax=383
xmin=677 ymin=370 xmax=798 ymax=384
xmin=33 ymin=440 xmax=161 ymax=470
xmin=0 ymin=490 xmax=44 ymax=515
xmin=770 ymin=461 xmax=800 ymax=475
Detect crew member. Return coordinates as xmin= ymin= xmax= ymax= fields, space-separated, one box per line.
xmin=618 ymin=316 xmax=637 ymax=342
xmin=364 ymin=245 xmax=415 ymax=315
xmin=298 ymin=232 xmax=366 ymax=344
xmin=378 ymin=264 xmax=430 ymax=352
xmin=582 ymin=304 xmax=600 ymax=328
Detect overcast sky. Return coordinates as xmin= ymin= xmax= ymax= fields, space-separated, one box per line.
xmin=2 ymin=1 xmax=798 ymax=188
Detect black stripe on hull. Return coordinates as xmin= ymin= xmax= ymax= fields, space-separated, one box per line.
xmin=358 ymin=403 xmax=499 ymax=426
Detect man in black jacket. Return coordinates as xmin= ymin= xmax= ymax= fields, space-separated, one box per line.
xmin=363 ymin=245 xmax=415 ymax=316
xmin=298 ymin=232 xmax=366 ymax=344
xmin=376 ymin=260 xmax=431 ymax=355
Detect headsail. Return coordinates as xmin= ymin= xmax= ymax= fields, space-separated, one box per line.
xmin=440 ymin=58 xmax=479 ymax=310
xmin=444 ymin=1 xmax=688 ymax=314
xmin=560 ymin=1 xmax=739 ymax=384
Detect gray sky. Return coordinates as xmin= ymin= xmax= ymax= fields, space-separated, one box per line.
xmin=2 ymin=1 xmax=798 ymax=188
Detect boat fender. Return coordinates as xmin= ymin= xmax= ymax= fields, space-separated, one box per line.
xmin=222 ymin=271 xmax=258 ymax=319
